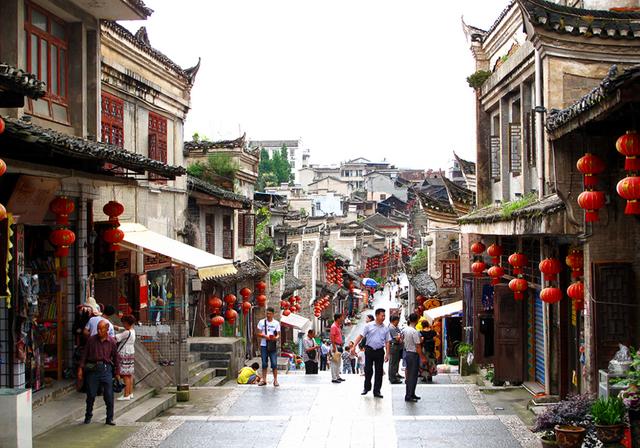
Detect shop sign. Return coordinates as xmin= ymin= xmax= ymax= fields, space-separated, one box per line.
xmin=441 ymin=259 xmax=460 ymax=288
xmin=139 ymin=273 xmax=148 ymax=309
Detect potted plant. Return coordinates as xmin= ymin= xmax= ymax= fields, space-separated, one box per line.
xmin=533 ymin=395 xmax=593 ymax=447
xmin=540 ymin=431 xmax=558 ymax=447
xmin=621 ymin=349 xmax=640 ymax=447
xmin=590 ymin=396 xmax=626 ymax=444
xmin=457 ymin=342 xmax=476 ymax=376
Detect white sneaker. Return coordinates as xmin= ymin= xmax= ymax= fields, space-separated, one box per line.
xmin=129 ymin=394 xmax=134 ymax=399
xmin=117 ymin=395 xmax=131 ymax=401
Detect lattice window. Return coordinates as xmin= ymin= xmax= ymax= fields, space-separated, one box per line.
xmin=101 ymin=93 xmax=124 ymax=147
xmin=526 ymin=111 xmax=536 ymax=167
xmin=222 ymin=215 xmax=233 ymax=259
xmin=490 ymin=135 xmax=500 ymax=181
xmin=509 ymin=123 xmax=522 ymax=175
xmin=205 ymin=214 xmax=215 ymax=254
xmin=241 ymin=213 xmax=255 ymax=247
xmin=148 ymin=112 xmax=168 ymax=182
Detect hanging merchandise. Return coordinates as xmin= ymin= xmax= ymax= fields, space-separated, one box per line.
xmin=487 ymin=265 xmax=504 ymax=286
xmin=508 ymin=253 xmax=528 ymax=275
xmin=224 ymin=294 xmax=237 ymax=306
xmin=616 ymin=130 xmax=640 ymax=172
xmin=567 ymin=281 xmax=585 ymax=311
xmin=0 ymin=116 xmax=4 ymax=134
xmin=539 ymin=258 xmax=562 ymax=283
xmin=565 ymin=249 xmax=584 ymax=279
xmin=616 ymin=176 xmax=640 ymax=215
xmin=49 ymin=228 xmax=76 ymax=258
xmin=487 ymin=244 xmax=502 ymax=264
xmin=540 ymin=287 xmax=563 ymax=304
xmin=282 ymin=309 xmax=291 ymax=316
xmin=508 ymin=277 xmax=528 ymax=300
xmin=576 ymin=153 xmax=605 ymax=187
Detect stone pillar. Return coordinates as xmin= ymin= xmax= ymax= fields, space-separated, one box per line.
xmin=68 ymin=22 xmax=87 ymax=137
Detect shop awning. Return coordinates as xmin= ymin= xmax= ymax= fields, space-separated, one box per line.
xmin=423 ymin=300 xmax=463 ymax=324
xmin=119 ymin=223 xmax=237 ymax=280
xmin=280 ymin=313 xmax=311 ymax=332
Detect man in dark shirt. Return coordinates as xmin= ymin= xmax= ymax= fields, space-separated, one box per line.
xmin=78 ymin=320 xmax=120 ymax=425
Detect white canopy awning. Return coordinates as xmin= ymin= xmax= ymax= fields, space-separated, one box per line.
xmin=423 ymin=300 xmax=463 ymax=324
xmin=119 ymin=223 xmax=237 ymax=280
xmin=280 ymin=313 xmax=311 ymax=331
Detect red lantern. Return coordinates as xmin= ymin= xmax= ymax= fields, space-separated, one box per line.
xmin=487 ymin=265 xmax=505 ymax=286
xmin=417 ymin=305 xmax=425 ymax=314
xmin=314 ymin=312 xmax=321 ymax=318
xmin=577 ymin=153 xmax=605 ymax=187
xmin=256 ymin=281 xmax=267 ymax=293
xmin=208 ymin=296 xmax=223 ymax=311
xmin=508 ymin=253 xmax=528 ymax=275
xmin=471 ymin=242 xmax=486 ymax=255
xmin=617 ymin=176 xmax=640 ymax=215
xmin=508 ymin=277 xmax=528 ymax=300
xmin=567 ymin=281 xmax=585 ymax=311
xmin=103 ymin=227 xmax=124 ymax=251
xmin=240 ymin=287 xmax=252 ymax=299
xmin=224 ymin=294 xmax=237 ymax=306
xmin=0 ymin=203 xmax=6 ymax=221
xmin=471 ymin=261 xmax=486 ymax=277
xmin=50 ymin=196 xmax=75 ymax=225
xmin=241 ymin=301 xmax=252 ymax=315
xmin=577 ymin=190 xmax=605 ymax=223
xmin=540 ymin=287 xmax=563 ymax=304
xmin=50 ymin=228 xmax=76 ymax=257
xmin=487 ymin=244 xmax=502 ymax=264
xmin=0 ymin=159 xmax=5 ymax=177
xmin=103 ymin=200 xmax=124 ymax=225
xmin=210 ymin=316 xmax=224 ymax=327
xmin=616 ymin=130 xmax=640 ymax=171
xmin=225 ymin=308 xmax=238 ymax=323
xmin=565 ymin=249 xmax=584 ymax=279
xmin=256 ymin=294 xmax=267 ymax=307
xmin=539 ymin=258 xmax=562 ymax=282
xmin=283 ymin=309 xmax=291 ymax=316
xmin=0 ymin=117 xmax=4 ymax=134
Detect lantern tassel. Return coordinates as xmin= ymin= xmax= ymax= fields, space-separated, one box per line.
xmin=625 ymin=157 xmax=640 ymax=172
xmin=585 ymin=210 xmax=599 ymax=222
xmin=583 ymin=175 xmax=598 ymax=188
xmin=625 ymin=200 xmax=640 ymax=215
xmin=514 ymin=292 xmax=523 ymax=300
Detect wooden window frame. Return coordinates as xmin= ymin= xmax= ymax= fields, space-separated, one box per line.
xmin=205 ymin=213 xmax=215 ymax=254
xmin=241 ymin=213 xmax=256 ymax=247
xmin=101 ymin=93 xmax=124 ymax=147
xmin=148 ymin=111 xmax=168 ymax=183
xmin=508 ymin=123 xmax=522 ymax=175
xmin=526 ymin=111 xmax=536 ymax=167
xmin=222 ymin=215 xmax=234 ymax=259
xmin=489 ymin=135 xmax=501 ymax=181
xmin=24 ymin=1 xmax=69 ymax=123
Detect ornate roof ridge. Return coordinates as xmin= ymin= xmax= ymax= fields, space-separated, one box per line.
xmin=0 ymin=62 xmax=46 ymax=99
xmin=187 ymin=175 xmax=251 ymax=208
xmin=184 ymin=133 xmax=247 ymax=151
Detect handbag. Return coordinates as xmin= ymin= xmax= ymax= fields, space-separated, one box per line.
xmin=113 ymin=377 xmax=125 ymax=393
xmin=307 ymin=339 xmax=317 ymax=361
xmin=263 ymin=319 xmax=277 ymax=353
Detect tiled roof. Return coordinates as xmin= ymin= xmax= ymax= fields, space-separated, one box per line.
xmin=453 ymin=152 xmax=476 ymax=175
xmin=0 ymin=63 xmax=46 ymax=99
xmin=210 ymin=259 xmax=268 ymax=286
xmin=546 ymin=64 xmax=640 ymax=133
xmin=187 ymin=175 xmax=251 ymax=208
xmin=458 ymin=194 xmax=564 ymax=225
xmin=408 ymin=271 xmax=438 ymax=297
xmin=101 ymin=21 xmax=199 ymax=85
xmin=126 ymin=0 xmax=153 ymax=18
xmin=249 ymin=140 xmax=299 ymax=148
xmin=416 ymin=191 xmax=456 ymax=215
xmin=282 ymin=273 xmax=305 ymax=299
xmin=184 ymin=133 xmax=247 ymax=151
xmin=362 ymin=213 xmax=401 ymax=228
xmin=442 ymin=177 xmax=475 ymax=207
xmin=1 ymin=116 xmax=185 ymax=178
xmin=519 ymin=0 xmax=640 ymax=39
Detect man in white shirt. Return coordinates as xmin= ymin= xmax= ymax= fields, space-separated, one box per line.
xmin=257 ymin=307 xmax=281 ymax=387
xmin=320 ymin=341 xmax=330 ymax=371
xmin=403 ymin=313 xmax=427 ymax=403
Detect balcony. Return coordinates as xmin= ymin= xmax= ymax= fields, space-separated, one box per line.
xmin=68 ymin=0 xmax=152 ymax=20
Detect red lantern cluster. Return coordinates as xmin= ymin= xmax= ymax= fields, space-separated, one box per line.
xmin=507 ymin=253 xmax=528 ymax=275
xmin=576 ymin=153 xmax=606 ymax=222
xmin=49 ymin=197 xmax=76 ymax=277
xmin=616 ymin=130 xmax=640 ymax=171
xmin=565 ymin=249 xmax=584 ymax=279
xmin=567 ymin=281 xmax=585 ymax=311
xmin=487 ymin=244 xmax=502 ymax=265
xmin=614 ymin=133 xmax=640 ymax=210
xmin=617 ymin=176 xmax=640 ymax=215
xmin=485 ymin=243 xmax=503 ymax=285
xmin=102 ymin=201 xmax=125 ymax=251
xmin=255 ymin=281 xmax=267 ymax=307
xmin=240 ymin=287 xmax=252 ymax=315
xmin=208 ymin=296 xmax=223 ymax=314
xmin=470 ymin=241 xmax=486 ymax=278
xmin=210 ymin=315 xmax=224 ymax=327
xmin=313 ymin=295 xmax=330 ymax=318
xmin=507 ymin=252 xmax=529 ymax=300
xmin=50 ymin=196 xmax=75 ymax=225
xmin=539 ymin=257 xmax=564 ymax=304
xmin=325 ymin=261 xmax=344 ymax=285
xmin=508 ymin=277 xmax=529 ymax=301
xmin=540 ymin=287 xmax=563 ymax=304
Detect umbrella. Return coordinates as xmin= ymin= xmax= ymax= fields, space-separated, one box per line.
xmin=361 ymin=278 xmax=378 ymax=287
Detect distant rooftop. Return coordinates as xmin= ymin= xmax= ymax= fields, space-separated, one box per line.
xmin=249 ymin=140 xmax=299 ymax=148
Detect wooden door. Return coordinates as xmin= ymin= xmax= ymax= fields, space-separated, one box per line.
xmin=473 ymin=276 xmax=494 ymax=364
xmin=494 ymin=284 xmax=525 ymax=384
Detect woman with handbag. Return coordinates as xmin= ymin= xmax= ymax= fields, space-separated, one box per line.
xmin=303 ymin=329 xmax=320 ymax=374
xmin=115 ymin=315 xmax=136 ymax=400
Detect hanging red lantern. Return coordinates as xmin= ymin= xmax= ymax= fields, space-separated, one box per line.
xmin=241 ymin=301 xmax=252 ymax=315
xmin=417 ymin=305 xmax=425 ymax=314
xmin=577 ymin=190 xmax=605 ymax=223
xmin=508 ymin=253 xmax=528 ymax=275
xmin=565 ymin=249 xmax=584 ymax=279
xmin=539 ymin=258 xmax=562 ymax=282
xmin=103 ymin=227 xmax=124 ymax=251
xmin=0 ymin=117 xmax=4 ymax=134
xmin=256 ymin=294 xmax=267 ymax=307
xmin=487 ymin=244 xmax=502 ymax=264
xmin=508 ymin=278 xmax=529 ymax=300
xmin=314 ymin=312 xmax=321 ymax=318
xmin=471 ymin=242 xmax=486 ymax=255
xmin=577 ymin=153 xmax=605 ymax=187
xmin=225 ymin=308 xmax=238 ymax=324
xmin=210 ymin=316 xmax=224 ymax=327
xmin=224 ymin=294 xmax=237 ymax=306
xmin=487 ymin=265 xmax=505 ymax=286
xmin=103 ymin=200 xmax=124 ymax=225
xmin=0 ymin=159 xmax=6 ymax=177
xmin=283 ymin=309 xmax=291 ymax=316
xmin=256 ymin=281 xmax=267 ymax=293
xmin=208 ymin=296 xmax=223 ymax=311
xmin=240 ymin=287 xmax=252 ymax=299
xmin=617 ymin=176 xmax=640 ymax=215
xmin=540 ymin=287 xmax=563 ymax=304
xmin=471 ymin=261 xmax=486 ymax=277
xmin=567 ymin=281 xmax=585 ymax=311
xmin=616 ymin=130 xmax=640 ymax=171
xmin=0 ymin=203 xmax=6 ymax=221
xmin=50 ymin=228 xmax=76 ymax=257
xmin=282 ymin=301 xmax=290 ymax=310
xmin=50 ymin=196 xmax=75 ymax=225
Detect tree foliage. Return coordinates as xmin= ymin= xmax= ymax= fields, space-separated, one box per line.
xmin=257 ymin=145 xmax=293 ymax=190
xmin=255 ymin=206 xmax=275 ymax=254
xmin=187 ymin=153 xmax=240 ymax=186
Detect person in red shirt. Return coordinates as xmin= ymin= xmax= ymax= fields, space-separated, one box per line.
xmin=330 ymin=313 xmax=345 ymax=384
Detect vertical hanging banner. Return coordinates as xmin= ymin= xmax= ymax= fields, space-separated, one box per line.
xmin=441 ymin=259 xmax=460 ymax=288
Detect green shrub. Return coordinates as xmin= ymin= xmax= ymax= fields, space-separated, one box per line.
xmin=466 ymin=70 xmax=492 ymax=89
xmin=590 ymin=397 xmax=626 ymax=426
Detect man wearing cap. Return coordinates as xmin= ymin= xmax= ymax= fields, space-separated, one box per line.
xmin=84 ymin=301 xmax=117 ymax=338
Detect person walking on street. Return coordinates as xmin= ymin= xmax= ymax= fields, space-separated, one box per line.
xmin=388 ymin=315 xmax=403 ymax=384
xmin=404 ymin=313 xmax=427 ymax=402
xmin=351 ymin=308 xmax=391 ymax=398
xmin=320 ymin=340 xmax=330 ymax=371
xmin=78 ymin=320 xmax=120 ymax=425
xmin=330 ymin=313 xmax=345 ymax=384
xmin=257 ymin=307 xmax=281 ymax=387
xmin=115 ymin=315 xmax=136 ymax=400
xmin=342 ymin=344 xmax=353 ymax=374
xmin=356 ymin=345 xmax=365 ymax=375
xmin=303 ymin=329 xmax=320 ymax=374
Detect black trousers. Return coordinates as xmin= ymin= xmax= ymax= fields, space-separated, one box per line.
xmin=305 ymin=360 xmax=318 ymax=374
xmin=364 ymin=347 xmax=384 ymax=394
xmin=319 ymin=354 xmax=327 ymax=371
xmin=85 ymin=363 xmax=114 ymax=422
xmin=405 ymin=352 xmax=419 ymax=400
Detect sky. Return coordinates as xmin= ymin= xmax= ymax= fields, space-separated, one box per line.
xmin=122 ymin=0 xmax=510 ymax=170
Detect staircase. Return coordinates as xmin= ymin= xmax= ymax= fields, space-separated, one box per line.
xmin=188 ymin=337 xmax=245 ymax=387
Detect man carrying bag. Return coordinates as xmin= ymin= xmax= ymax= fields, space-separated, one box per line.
xmin=257 ymin=307 xmax=281 ymax=387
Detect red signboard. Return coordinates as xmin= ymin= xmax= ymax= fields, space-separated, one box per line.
xmin=441 ymin=259 xmax=460 ymax=288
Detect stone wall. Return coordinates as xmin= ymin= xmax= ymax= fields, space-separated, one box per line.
xmin=296 ymin=238 xmax=319 ymax=319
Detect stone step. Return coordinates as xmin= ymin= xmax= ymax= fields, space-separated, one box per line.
xmin=189 ymin=342 xmax=234 ymax=353
xmin=74 ymin=387 xmax=156 ymax=426
xmin=198 ymin=351 xmax=232 ymax=361
xmin=215 ymin=368 xmax=228 ymax=377
xmin=205 ymin=359 xmax=230 ymax=368
xmin=189 ymin=367 xmax=216 ymax=387
xmin=115 ymin=393 xmax=177 ymax=425
xmin=188 ymin=360 xmax=210 ymax=377
xmin=188 ymin=353 xmax=199 ymax=363
xmin=201 ymin=376 xmax=228 ymax=387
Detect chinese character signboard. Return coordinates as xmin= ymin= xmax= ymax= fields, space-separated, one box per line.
xmin=441 ymin=259 xmax=460 ymax=288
